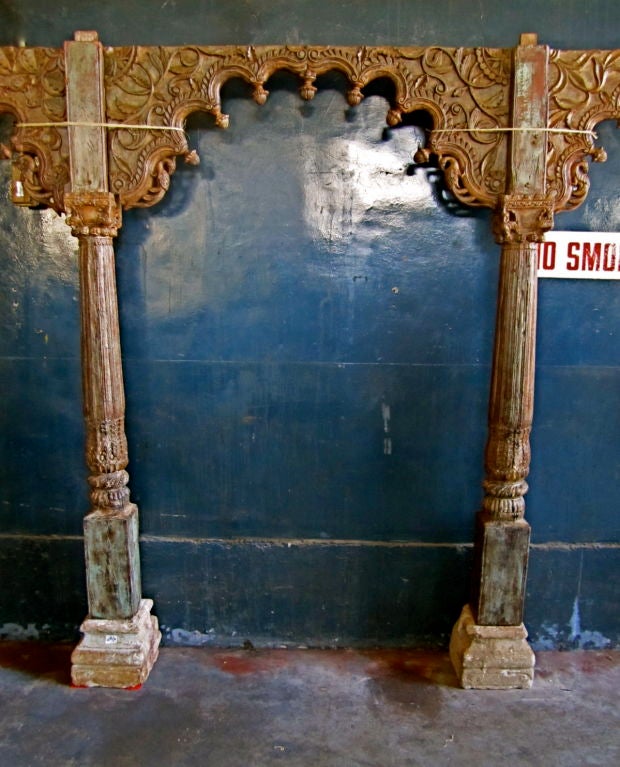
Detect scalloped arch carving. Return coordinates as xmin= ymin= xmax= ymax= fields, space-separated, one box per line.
xmin=0 ymin=39 xmax=619 ymax=220
xmin=101 ymin=44 xmax=511 ymax=209
xmin=0 ymin=41 xmax=620 ymax=218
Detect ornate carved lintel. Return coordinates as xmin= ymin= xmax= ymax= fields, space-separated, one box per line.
xmin=2 ymin=40 xmax=620 ymax=217
xmin=64 ymin=190 xmax=122 ymax=237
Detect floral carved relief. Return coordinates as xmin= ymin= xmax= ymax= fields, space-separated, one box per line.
xmin=0 ymin=40 xmax=618 ymax=219
xmin=103 ymin=44 xmax=511 ymax=210
xmin=0 ymin=46 xmax=68 ymax=211
xmin=548 ymin=49 xmax=620 ymax=211
xmin=412 ymin=46 xmax=511 ymax=208
xmin=85 ymin=418 xmax=130 ymax=511
xmin=65 ymin=191 xmax=122 ymax=237
xmin=85 ymin=417 xmax=128 ymax=474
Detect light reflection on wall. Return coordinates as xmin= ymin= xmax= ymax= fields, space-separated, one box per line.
xmin=0 ymin=161 xmax=76 ymax=286
xmin=37 ymin=209 xmax=77 ymax=281
xmin=133 ymin=91 xmax=433 ymax=322
xmin=0 ymin=161 xmax=77 ymax=353
xmin=301 ymin=131 xmax=433 ymax=248
xmin=583 ymin=195 xmax=620 ymax=231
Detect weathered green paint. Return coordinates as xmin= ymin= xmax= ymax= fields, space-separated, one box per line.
xmin=83 ymin=504 xmax=141 ymax=619
xmin=472 ymin=513 xmax=531 ymax=625
xmin=64 ymin=32 xmax=108 ymax=193
xmin=510 ymin=40 xmax=549 ymax=194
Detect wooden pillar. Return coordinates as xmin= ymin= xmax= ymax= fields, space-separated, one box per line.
xmin=450 ymin=35 xmax=553 ymax=689
xmin=64 ymin=32 xmax=160 ymax=688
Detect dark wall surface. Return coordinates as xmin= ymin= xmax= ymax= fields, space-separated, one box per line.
xmin=0 ymin=0 xmax=618 ymax=649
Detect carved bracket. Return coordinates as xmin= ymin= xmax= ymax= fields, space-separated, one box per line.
xmin=0 ymin=46 xmax=68 ymax=210
xmin=65 ymin=191 xmax=122 ymax=237
xmin=493 ymin=194 xmax=555 ymax=244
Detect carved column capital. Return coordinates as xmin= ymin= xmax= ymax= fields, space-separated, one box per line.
xmin=492 ymin=193 xmax=555 ymax=245
xmin=65 ymin=191 xmax=122 ymax=237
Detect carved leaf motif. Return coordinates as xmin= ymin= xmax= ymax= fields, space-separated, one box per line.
xmin=0 ymin=46 xmax=68 ymax=210
xmin=413 ymin=47 xmax=510 ymax=207
xmin=103 ymin=44 xmax=511 ymax=209
xmin=123 ymin=69 xmax=154 ymax=96
xmin=6 ymin=40 xmax=620 ymax=215
xmin=170 ymin=48 xmax=201 ymax=74
xmin=548 ymin=49 xmax=620 ymax=210
xmin=474 ymin=48 xmax=510 ymax=86
xmin=0 ymin=48 xmax=15 ymax=76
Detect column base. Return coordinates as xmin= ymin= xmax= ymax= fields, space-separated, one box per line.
xmin=71 ymin=598 xmax=161 ymax=688
xmin=449 ymin=604 xmax=535 ymax=689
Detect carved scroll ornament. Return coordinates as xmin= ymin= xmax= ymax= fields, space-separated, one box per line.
xmin=2 ymin=41 xmax=619 ymax=218
xmin=548 ymin=49 xmax=620 ymax=210
xmin=0 ymin=46 xmax=67 ymax=210
xmin=102 ymin=44 xmax=512 ymax=209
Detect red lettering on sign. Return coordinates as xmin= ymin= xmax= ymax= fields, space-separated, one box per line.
xmin=582 ymin=242 xmax=601 ymax=271
xmin=538 ymin=241 xmax=556 ymax=270
xmin=602 ymin=243 xmax=617 ymax=271
xmin=567 ymin=242 xmax=580 ymax=270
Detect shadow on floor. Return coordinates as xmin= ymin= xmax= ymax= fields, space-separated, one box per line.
xmin=0 ymin=642 xmax=73 ymax=685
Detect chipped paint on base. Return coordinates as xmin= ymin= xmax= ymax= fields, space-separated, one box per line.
xmin=0 ymin=623 xmax=41 ymax=640
xmin=531 ymin=598 xmax=613 ymax=651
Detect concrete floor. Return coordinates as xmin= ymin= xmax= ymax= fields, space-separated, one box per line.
xmin=0 ymin=644 xmax=618 ymax=766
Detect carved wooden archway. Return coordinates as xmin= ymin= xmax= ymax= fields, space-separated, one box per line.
xmin=1 ymin=31 xmax=616 ymax=689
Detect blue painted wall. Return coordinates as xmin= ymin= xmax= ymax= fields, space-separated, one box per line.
xmin=0 ymin=0 xmax=618 ymax=649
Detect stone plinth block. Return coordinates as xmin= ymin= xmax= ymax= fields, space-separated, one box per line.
xmin=449 ymin=604 xmax=535 ymax=689
xmin=71 ymin=598 xmax=161 ymax=688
